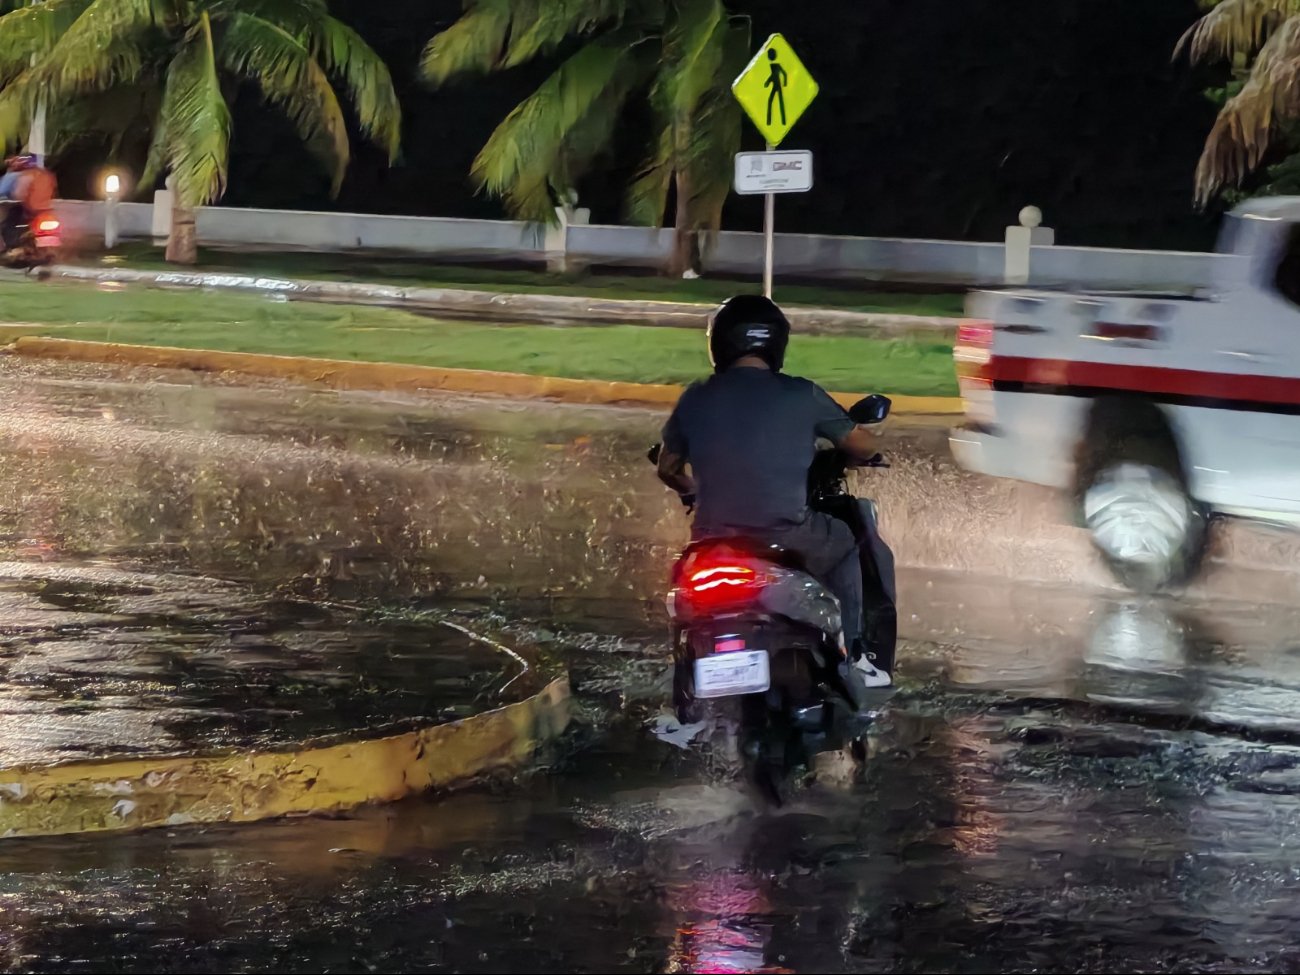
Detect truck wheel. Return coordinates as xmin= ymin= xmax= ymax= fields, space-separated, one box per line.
xmin=1078 ymin=433 xmax=1207 ymax=592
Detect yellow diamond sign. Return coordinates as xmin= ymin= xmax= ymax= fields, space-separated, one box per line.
xmin=731 ymin=33 xmax=819 ymax=147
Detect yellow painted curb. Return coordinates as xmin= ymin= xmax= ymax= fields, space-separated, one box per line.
xmin=3 ymin=336 xmax=965 ymax=415
xmin=0 ymin=677 xmax=571 ymax=840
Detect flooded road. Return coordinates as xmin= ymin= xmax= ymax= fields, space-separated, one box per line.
xmin=3 ymin=357 xmax=1300 ymax=972
xmin=0 ymin=563 xmax=523 ymax=765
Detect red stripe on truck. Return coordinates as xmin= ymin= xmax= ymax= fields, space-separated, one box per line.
xmin=989 ymin=355 xmax=1300 ymax=407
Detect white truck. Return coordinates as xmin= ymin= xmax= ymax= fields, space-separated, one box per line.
xmin=949 ymin=197 xmax=1300 ymax=590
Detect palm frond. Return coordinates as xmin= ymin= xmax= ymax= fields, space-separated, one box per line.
xmin=35 ymin=0 xmax=157 ymax=97
xmin=139 ymin=93 xmax=171 ymax=190
xmin=209 ymin=0 xmax=327 ymax=24
xmin=681 ymin=18 xmax=747 ymax=232
xmin=47 ymin=82 xmax=157 ymax=156
xmin=471 ymin=26 xmax=647 ymax=221
xmin=420 ymin=0 xmax=512 ymax=84
xmin=0 ymin=0 xmax=90 ymax=85
xmin=652 ymin=0 xmax=724 ymax=120
xmin=682 ymin=87 xmax=741 ymax=232
xmin=307 ymin=15 xmax=400 ymax=162
xmin=502 ymin=0 xmax=629 ymax=67
xmin=159 ymin=12 xmax=231 ymax=207
xmin=0 ymin=79 xmax=29 ymax=153
xmin=630 ymin=0 xmax=722 ymax=226
xmin=1195 ymin=15 xmax=1300 ymax=200
xmin=550 ymin=42 xmax=655 ymax=197
xmin=630 ymin=8 xmax=744 ymax=229
xmin=219 ymin=12 xmax=348 ymax=194
xmin=625 ymin=124 xmax=673 ymax=225
xmin=1177 ymin=0 xmax=1296 ymax=62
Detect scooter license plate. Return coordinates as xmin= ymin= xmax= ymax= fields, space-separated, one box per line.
xmin=694 ymin=650 xmax=770 ymax=699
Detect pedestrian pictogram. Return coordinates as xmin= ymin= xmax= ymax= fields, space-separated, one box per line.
xmin=765 ymin=49 xmax=787 ymax=126
xmin=731 ymin=33 xmax=819 ymax=147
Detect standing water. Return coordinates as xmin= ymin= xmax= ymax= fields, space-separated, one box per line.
xmin=2 ymin=357 xmax=1300 ymax=972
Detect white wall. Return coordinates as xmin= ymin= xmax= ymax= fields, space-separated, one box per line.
xmin=53 ymin=199 xmax=1218 ymax=292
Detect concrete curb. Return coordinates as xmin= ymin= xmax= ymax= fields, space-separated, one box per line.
xmin=3 ymin=336 xmax=966 ymax=415
xmin=44 ymin=264 xmax=962 ymax=338
xmin=0 ymin=678 xmax=571 ymax=839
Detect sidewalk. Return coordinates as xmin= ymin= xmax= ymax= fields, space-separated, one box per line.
xmin=52 ymin=247 xmax=964 ymax=338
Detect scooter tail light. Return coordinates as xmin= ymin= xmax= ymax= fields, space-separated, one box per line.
xmin=678 ymin=555 xmax=770 ymax=612
xmin=36 ymin=218 xmax=59 ymax=232
xmin=688 ymin=564 xmax=756 ymax=591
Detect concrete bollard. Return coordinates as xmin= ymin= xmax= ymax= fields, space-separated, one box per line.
xmin=1004 ymin=205 xmax=1054 ymax=286
xmin=151 ymin=176 xmax=175 ymax=246
xmin=546 ymin=194 xmax=590 ymax=274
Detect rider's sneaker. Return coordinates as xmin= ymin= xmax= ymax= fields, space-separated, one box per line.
xmin=851 ymin=654 xmax=892 ymax=688
xmin=849 ymin=638 xmax=892 ymax=688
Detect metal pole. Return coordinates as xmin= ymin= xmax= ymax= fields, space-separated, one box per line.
xmin=28 ymin=2 xmax=46 ymax=165
xmin=104 ymin=197 xmax=118 ymax=249
xmin=29 ymin=102 xmax=45 ymax=164
xmin=763 ymin=141 xmax=775 ymax=298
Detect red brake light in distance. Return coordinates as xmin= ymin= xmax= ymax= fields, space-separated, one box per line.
xmin=36 ymin=218 xmax=59 ymax=232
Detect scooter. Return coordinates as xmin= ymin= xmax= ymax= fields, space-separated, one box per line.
xmin=651 ymin=394 xmax=898 ymax=804
xmin=1 ymin=202 xmax=60 ymax=268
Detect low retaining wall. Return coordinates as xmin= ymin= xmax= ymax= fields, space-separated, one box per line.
xmin=52 ymin=199 xmax=1217 ymax=291
xmin=0 ymin=678 xmax=571 ymax=839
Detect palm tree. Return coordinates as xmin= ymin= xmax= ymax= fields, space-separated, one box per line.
xmin=0 ymin=0 xmax=401 ymax=263
xmin=422 ymin=0 xmax=750 ymax=276
xmin=1177 ymin=0 xmax=1300 ymax=204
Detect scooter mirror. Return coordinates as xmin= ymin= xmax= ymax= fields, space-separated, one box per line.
xmin=849 ymin=394 xmax=892 ymax=425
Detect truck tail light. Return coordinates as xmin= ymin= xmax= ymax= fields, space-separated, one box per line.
xmin=955 ymin=319 xmax=996 ymax=424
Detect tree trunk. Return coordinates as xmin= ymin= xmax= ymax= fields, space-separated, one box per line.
xmin=668 ymin=169 xmax=695 ymax=278
xmin=165 ymin=202 xmax=197 ymax=265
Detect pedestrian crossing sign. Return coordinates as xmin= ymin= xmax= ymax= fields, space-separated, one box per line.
xmin=731 ymin=33 xmax=819 ymax=147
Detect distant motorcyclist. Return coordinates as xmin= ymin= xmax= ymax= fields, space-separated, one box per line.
xmin=655 ymin=294 xmax=885 ymax=678
xmin=1 ymin=154 xmax=57 ymax=252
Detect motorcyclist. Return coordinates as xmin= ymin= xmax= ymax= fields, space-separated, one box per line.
xmin=0 ymin=154 xmax=56 ymax=252
xmin=655 ymin=294 xmax=888 ymax=683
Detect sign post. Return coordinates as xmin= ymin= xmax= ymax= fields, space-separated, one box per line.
xmin=731 ymin=33 xmax=819 ymax=298
xmin=763 ymin=146 xmax=776 ymax=297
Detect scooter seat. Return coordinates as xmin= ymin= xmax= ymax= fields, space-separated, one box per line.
xmin=678 ymin=536 xmax=810 ymax=573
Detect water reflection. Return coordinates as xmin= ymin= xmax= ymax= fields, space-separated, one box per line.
xmin=1085 ymin=599 xmax=1189 ymax=675
xmin=0 ymin=564 xmax=523 ymax=766
xmin=1078 ymin=597 xmax=1300 ymax=736
xmin=664 ymin=868 xmax=791 ymax=974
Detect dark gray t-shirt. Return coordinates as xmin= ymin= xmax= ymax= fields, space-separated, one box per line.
xmin=661 ymin=367 xmax=855 ymax=534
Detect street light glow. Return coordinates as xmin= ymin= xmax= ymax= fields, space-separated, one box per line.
xmin=104 ymin=173 xmax=121 ymax=196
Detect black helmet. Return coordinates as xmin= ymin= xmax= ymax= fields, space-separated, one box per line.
xmin=707 ymin=294 xmax=791 ymax=372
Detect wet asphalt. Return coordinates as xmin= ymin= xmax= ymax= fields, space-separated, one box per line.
xmin=2 ymin=356 xmax=1300 ymax=973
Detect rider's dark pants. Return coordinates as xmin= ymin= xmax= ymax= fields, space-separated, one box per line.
xmin=1 ymin=205 xmax=24 ymax=250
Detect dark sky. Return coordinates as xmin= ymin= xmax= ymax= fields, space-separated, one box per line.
xmin=77 ymin=0 xmax=1226 ymax=249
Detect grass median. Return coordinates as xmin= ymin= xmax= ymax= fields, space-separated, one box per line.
xmin=0 ymin=279 xmax=958 ymax=396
